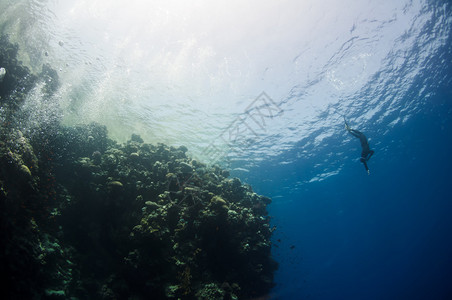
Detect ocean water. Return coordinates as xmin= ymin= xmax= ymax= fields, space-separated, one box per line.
xmin=247 ymin=89 xmax=452 ymax=299
xmin=1 ymin=0 xmax=451 ymax=299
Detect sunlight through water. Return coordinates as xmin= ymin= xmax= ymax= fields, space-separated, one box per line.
xmin=1 ymin=0 xmax=450 ymax=177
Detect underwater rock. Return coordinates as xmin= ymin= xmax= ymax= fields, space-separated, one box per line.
xmin=103 ymin=153 xmax=117 ymax=169
xmin=129 ymin=152 xmax=139 ymax=161
xmin=12 ymin=130 xmax=39 ymax=171
xmin=1 ymin=40 xmax=93 ymax=299
xmin=178 ymin=145 xmax=188 ymax=153
xmin=40 ymin=63 xmax=60 ymax=95
xmin=178 ymin=161 xmax=193 ymax=173
xmin=1 ymin=120 xmax=277 ymax=299
xmin=144 ymin=201 xmax=160 ymax=211
xmin=0 ymin=35 xmax=40 ymax=107
xmin=210 ymin=195 xmax=229 ymax=211
xmin=131 ymin=133 xmax=144 ymax=143
xmin=19 ymin=164 xmax=32 ymax=178
xmin=107 ymin=180 xmax=123 ymax=188
xmin=0 ymin=67 xmax=6 ymax=82
xmin=91 ymin=150 xmax=102 ymax=165
xmin=44 ymin=289 xmax=65 ymax=299
xmin=195 ymin=283 xmax=226 ymax=300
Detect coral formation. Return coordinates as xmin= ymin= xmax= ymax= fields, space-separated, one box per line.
xmin=0 ymin=34 xmax=277 ymax=300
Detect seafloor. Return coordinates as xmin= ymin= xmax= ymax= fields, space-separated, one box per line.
xmin=0 ymin=35 xmax=277 ymax=299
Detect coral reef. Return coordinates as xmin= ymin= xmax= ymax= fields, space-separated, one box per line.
xmin=0 ymin=36 xmax=277 ymax=299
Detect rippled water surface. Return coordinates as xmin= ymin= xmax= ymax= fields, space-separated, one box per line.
xmin=1 ymin=1 xmax=448 ymax=168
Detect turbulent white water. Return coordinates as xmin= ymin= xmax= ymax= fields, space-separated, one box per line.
xmin=1 ymin=0 xmax=450 ymax=175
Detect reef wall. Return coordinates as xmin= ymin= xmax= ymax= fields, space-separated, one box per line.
xmin=0 ymin=35 xmax=277 ymax=299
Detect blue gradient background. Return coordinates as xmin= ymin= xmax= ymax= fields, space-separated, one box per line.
xmin=243 ymin=86 xmax=452 ymax=299
xmin=1 ymin=1 xmax=451 ymax=299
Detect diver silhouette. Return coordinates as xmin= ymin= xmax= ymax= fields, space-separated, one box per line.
xmin=344 ymin=117 xmax=374 ymax=174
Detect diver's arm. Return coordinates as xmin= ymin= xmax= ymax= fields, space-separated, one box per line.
xmin=344 ymin=117 xmax=365 ymax=140
xmin=343 ymin=116 xmax=349 ymax=127
xmin=344 ymin=117 xmax=353 ymax=132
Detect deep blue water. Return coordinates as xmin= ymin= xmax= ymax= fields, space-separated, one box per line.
xmin=241 ymin=85 xmax=452 ymax=299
